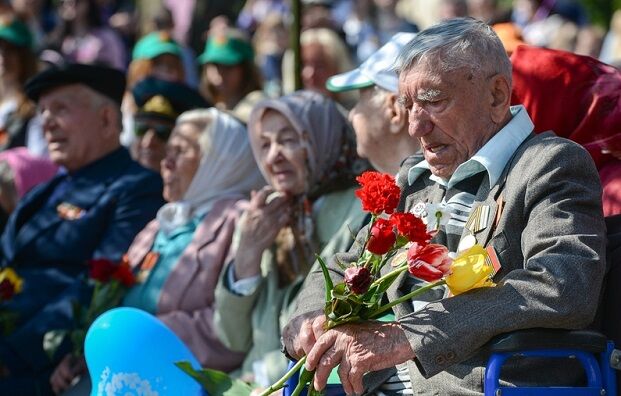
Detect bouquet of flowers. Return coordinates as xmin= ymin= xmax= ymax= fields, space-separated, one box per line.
xmin=44 ymin=256 xmax=137 ymax=359
xmin=179 ymin=171 xmax=497 ymax=396
xmin=0 ymin=267 xmax=23 ymax=336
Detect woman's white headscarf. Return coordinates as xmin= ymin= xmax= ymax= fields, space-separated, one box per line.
xmin=157 ymin=107 xmax=265 ymax=234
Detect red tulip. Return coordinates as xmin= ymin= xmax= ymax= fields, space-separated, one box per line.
xmin=367 ymin=218 xmax=397 ymax=255
xmin=88 ymin=258 xmax=117 ymax=282
xmin=407 ymin=242 xmax=451 ymax=282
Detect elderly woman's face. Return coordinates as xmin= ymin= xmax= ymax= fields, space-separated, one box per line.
xmin=256 ymin=110 xmax=307 ymax=195
xmin=161 ymin=122 xmax=201 ymax=202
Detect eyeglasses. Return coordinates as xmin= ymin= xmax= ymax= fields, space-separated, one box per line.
xmin=134 ymin=123 xmax=173 ymax=141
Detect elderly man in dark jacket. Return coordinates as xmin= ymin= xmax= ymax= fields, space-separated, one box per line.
xmin=0 ymin=64 xmax=164 ymax=395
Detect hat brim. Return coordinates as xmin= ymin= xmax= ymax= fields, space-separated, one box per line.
xmin=326 ymin=69 xmax=374 ymax=93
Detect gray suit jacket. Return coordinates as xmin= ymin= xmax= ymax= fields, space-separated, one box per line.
xmin=289 ymin=133 xmax=607 ymax=395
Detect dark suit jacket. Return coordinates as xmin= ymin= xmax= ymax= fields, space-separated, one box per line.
xmin=291 ymin=133 xmax=607 ymax=395
xmin=0 ymin=147 xmax=164 ymax=395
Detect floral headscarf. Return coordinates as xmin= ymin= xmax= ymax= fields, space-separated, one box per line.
xmin=248 ymin=90 xmax=368 ymax=200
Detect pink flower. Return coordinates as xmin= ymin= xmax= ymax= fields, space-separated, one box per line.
xmin=407 ymin=242 xmax=451 ymax=282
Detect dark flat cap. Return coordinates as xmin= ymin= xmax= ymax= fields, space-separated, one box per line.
xmin=24 ymin=63 xmax=126 ymax=104
xmin=132 ymin=77 xmax=211 ymax=122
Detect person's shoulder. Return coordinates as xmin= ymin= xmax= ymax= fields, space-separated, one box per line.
xmin=109 ymin=158 xmax=163 ymax=193
xmin=517 ymin=132 xmax=593 ymax=163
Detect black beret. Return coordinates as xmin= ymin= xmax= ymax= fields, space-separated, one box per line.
xmin=132 ymin=77 xmax=211 ymax=122
xmin=24 ymin=63 xmax=126 ymax=105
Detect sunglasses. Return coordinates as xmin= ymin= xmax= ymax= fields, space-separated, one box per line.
xmin=134 ymin=123 xmax=173 ymax=141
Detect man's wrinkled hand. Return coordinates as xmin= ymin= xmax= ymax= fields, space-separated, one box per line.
xmin=305 ymin=321 xmax=415 ymax=395
xmin=282 ymin=309 xmax=325 ymax=360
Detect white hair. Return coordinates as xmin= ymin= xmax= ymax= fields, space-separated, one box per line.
xmin=396 ymin=17 xmax=512 ymax=86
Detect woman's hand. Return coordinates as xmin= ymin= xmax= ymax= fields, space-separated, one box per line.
xmin=50 ymin=354 xmax=86 ymax=395
xmin=234 ymin=186 xmax=291 ymax=280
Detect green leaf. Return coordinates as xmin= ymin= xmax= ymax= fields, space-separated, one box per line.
xmin=331 ymin=283 xmax=348 ymax=300
xmin=315 ymin=254 xmax=333 ymax=304
xmin=175 ymin=361 xmax=253 ymax=396
xmin=43 ymin=330 xmax=68 ymax=360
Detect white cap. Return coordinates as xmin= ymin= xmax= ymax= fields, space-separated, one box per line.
xmin=326 ymin=32 xmax=417 ymax=94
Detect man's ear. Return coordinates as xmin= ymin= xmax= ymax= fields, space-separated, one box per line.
xmin=387 ymin=93 xmax=408 ymax=134
xmin=99 ymin=104 xmax=118 ymax=138
xmin=489 ymin=74 xmax=511 ymax=124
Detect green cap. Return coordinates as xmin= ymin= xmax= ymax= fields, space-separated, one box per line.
xmin=132 ymin=31 xmax=182 ymax=60
xmin=0 ymin=16 xmax=33 ymax=49
xmin=197 ymin=33 xmax=254 ymax=65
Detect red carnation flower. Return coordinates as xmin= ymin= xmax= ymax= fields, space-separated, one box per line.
xmin=390 ymin=212 xmax=432 ymax=244
xmin=367 ymin=218 xmax=397 ymax=255
xmin=355 ymin=171 xmax=401 ymax=215
xmin=407 ymin=242 xmax=451 ymax=282
xmin=344 ymin=266 xmax=373 ymax=295
xmin=111 ymin=261 xmax=137 ymax=287
xmin=0 ymin=279 xmax=16 ymax=300
xmin=88 ymin=258 xmax=117 ymax=283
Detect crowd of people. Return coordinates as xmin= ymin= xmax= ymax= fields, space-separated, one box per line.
xmin=0 ymin=0 xmax=619 ymax=395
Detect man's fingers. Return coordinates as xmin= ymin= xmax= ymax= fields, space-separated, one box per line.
xmin=338 ymin=359 xmax=353 ymax=395
xmin=311 ymin=315 xmax=326 ymax=340
xmin=312 ymin=345 xmax=342 ymax=391
xmin=306 ymin=331 xmax=337 ymax=371
xmin=298 ymin=321 xmax=317 ymax=356
xmin=350 ymin=365 xmax=365 ymax=395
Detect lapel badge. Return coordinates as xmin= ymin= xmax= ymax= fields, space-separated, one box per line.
xmin=465 ymin=204 xmax=490 ymax=234
xmin=56 ymin=202 xmax=86 ymax=220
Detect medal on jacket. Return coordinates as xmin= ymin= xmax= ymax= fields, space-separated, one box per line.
xmin=136 ymin=252 xmax=160 ymax=283
xmin=56 ymin=202 xmax=86 ymax=220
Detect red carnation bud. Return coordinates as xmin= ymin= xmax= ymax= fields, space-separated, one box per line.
xmin=367 ymin=218 xmax=397 ymax=255
xmin=111 ymin=261 xmax=137 ymax=287
xmin=0 ymin=279 xmax=16 ymax=300
xmin=344 ymin=266 xmax=373 ymax=295
xmin=88 ymin=258 xmax=117 ymax=282
xmin=407 ymin=242 xmax=451 ymax=282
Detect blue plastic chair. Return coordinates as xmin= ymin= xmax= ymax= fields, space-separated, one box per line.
xmin=84 ymin=307 xmax=205 ymax=396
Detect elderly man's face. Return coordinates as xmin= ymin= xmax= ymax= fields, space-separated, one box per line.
xmin=398 ymin=64 xmax=495 ymax=179
xmin=349 ymin=86 xmax=391 ymax=162
xmin=39 ymin=85 xmax=108 ymax=172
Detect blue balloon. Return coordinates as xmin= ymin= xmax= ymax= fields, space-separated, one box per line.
xmin=85 ymin=307 xmax=204 ymax=396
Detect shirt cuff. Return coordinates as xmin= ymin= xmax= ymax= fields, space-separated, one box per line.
xmin=227 ymin=264 xmax=261 ymax=296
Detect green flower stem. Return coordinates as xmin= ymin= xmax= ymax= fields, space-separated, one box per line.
xmin=370 ymin=263 xmax=408 ymax=287
xmin=370 ymin=279 xmax=446 ymax=318
xmin=259 ymin=356 xmax=307 ymax=396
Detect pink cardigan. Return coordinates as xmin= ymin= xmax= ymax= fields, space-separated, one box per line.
xmin=126 ymin=197 xmax=247 ymax=372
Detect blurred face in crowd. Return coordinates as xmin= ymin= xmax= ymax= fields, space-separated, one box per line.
xmin=203 ymin=63 xmax=244 ymax=102
xmin=160 ymin=122 xmax=201 ymax=202
xmin=255 ymin=109 xmax=307 ymax=195
xmin=398 ymin=63 xmax=499 ymax=179
xmin=301 ymin=43 xmax=338 ymax=98
xmin=0 ymin=40 xmax=19 ymax=81
xmin=349 ymin=86 xmax=392 ymax=162
xmin=151 ymin=54 xmax=184 ymax=83
xmin=39 ymin=84 xmax=116 ymax=172
xmin=58 ymin=0 xmax=89 ymax=22
xmin=133 ymin=118 xmax=174 ymax=172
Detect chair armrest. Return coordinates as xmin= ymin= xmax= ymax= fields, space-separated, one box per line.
xmin=487 ymin=329 xmax=607 ymax=354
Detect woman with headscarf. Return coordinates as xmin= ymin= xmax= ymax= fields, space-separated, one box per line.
xmin=213 ymin=90 xmax=370 ymax=389
xmin=50 ymin=108 xmax=265 ymax=395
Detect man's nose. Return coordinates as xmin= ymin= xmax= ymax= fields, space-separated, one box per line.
xmin=408 ymin=104 xmax=433 ymax=137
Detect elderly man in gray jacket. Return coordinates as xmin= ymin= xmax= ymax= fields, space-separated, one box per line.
xmin=283 ymin=17 xmax=606 ymax=395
